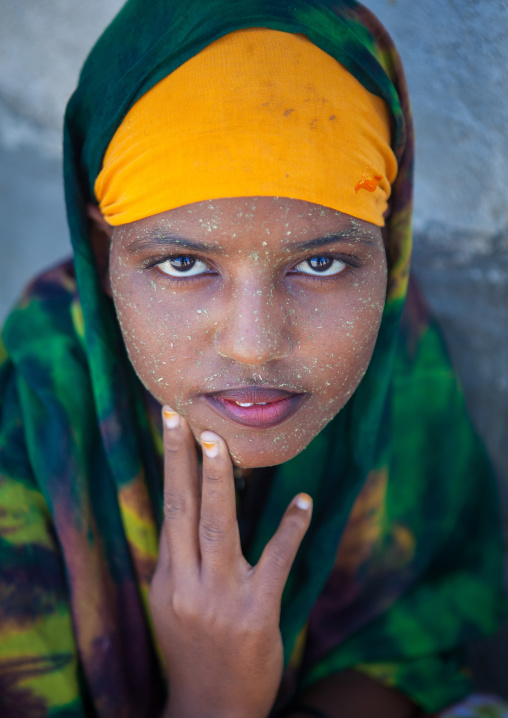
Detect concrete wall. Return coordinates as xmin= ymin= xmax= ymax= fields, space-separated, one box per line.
xmin=0 ymin=0 xmax=124 ymax=327
xmin=364 ymin=1 xmax=508 ymax=532
xmin=0 ymin=0 xmax=507 ymax=696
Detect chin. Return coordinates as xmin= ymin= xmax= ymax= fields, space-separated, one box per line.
xmin=188 ymin=420 xmax=318 ymax=470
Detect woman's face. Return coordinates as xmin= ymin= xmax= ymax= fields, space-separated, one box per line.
xmin=109 ymin=196 xmax=387 ymax=467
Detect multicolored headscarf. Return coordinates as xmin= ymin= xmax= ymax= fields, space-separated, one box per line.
xmin=0 ymin=1 xmax=505 ymax=716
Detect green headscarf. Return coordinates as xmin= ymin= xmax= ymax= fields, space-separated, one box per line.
xmin=0 ymin=1 xmax=505 ymax=716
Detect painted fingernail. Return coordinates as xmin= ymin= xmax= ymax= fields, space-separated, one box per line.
xmin=295 ymin=493 xmax=313 ymax=510
xmin=163 ymin=407 xmax=180 ymax=429
xmin=201 ymin=431 xmax=220 ymax=458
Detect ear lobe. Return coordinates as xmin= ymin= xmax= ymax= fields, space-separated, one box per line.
xmin=86 ymin=204 xmax=113 ymax=296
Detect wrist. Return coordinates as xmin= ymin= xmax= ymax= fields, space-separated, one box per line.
xmin=164 ymin=697 xmax=262 ymax=718
xmin=282 ymin=707 xmax=331 ymax=718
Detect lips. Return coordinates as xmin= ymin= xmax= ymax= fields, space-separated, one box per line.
xmin=203 ymin=387 xmax=306 ymax=428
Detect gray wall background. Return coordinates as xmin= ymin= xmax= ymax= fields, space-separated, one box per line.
xmin=0 ymin=0 xmax=507 ymax=696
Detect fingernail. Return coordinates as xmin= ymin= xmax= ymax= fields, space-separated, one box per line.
xmin=201 ymin=431 xmax=220 ymax=458
xmin=295 ymin=493 xmax=312 ymax=511
xmin=162 ymin=407 xmax=180 ymax=429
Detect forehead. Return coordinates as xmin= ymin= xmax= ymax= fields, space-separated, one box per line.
xmin=114 ymin=196 xmax=383 ymax=254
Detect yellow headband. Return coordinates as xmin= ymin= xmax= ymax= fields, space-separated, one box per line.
xmin=95 ymin=28 xmax=397 ymax=227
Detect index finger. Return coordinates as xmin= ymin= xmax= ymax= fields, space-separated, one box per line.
xmin=161 ymin=407 xmax=200 ymax=573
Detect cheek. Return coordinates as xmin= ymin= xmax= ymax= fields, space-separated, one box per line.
xmin=296 ymin=267 xmax=386 ymax=409
xmin=110 ymin=266 xmax=207 ymax=409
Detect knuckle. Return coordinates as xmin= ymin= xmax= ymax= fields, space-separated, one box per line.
xmin=163 ymin=490 xmax=187 ymax=521
xmin=163 ymin=435 xmax=182 ymax=455
xmin=286 ymin=511 xmax=306 ymax=530
xmin=268 ymin=543 xmax=292 ymax=570
xmin=202 ymin=469 xmax=223 ymax=484
xmin=170 ymin=591 xmax=199 ymax=622
xmin=199 ymin=520 xmax=225 ymax=545
xmin=200 ymin=602 xmax=223 ymax=627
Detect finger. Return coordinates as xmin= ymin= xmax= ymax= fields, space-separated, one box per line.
xmin=199 ymin=431 xmax=240 ymax=571
xmin=150 ymin=519 xmax=171 ymax=592
xmin=158 ymin=520 xmax=170 ymax=569
xmin=162 ymin=406 xmax=200 ymax=573
xmin=255 ymin=493 xmax=312 ymax=599
xmin=148 ymin=523 xmax=170 ymax=616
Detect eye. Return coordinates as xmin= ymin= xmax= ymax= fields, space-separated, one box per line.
xmin=156 ymin=255 xmax=209 ymax=277
xmin=294 ymin=255 xmax=347 ymax=277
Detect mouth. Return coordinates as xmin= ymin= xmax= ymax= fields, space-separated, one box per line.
xmin=203 ymin=387 xmax=307 ymax=429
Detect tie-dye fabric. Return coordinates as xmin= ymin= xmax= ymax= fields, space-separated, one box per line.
xmin=438 ymin=695 xmax=508 ymax=718
xmin=0 ymin=1 xmax=505 ymax=717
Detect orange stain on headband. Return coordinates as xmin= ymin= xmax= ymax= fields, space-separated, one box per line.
xmin=355 ymin=164 xmax=384 ymax=194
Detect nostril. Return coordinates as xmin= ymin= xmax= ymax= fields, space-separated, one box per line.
xmin=213 ymin=324 xmax=293 ymax=364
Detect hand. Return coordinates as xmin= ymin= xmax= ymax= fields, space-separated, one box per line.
xmin=149 ymin=407 xmax=313 ymax=718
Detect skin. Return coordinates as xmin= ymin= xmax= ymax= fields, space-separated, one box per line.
xmin=89 ymin=197 xmax=420 ymax=717
xmin=95 ymin=196 xmax=387 ymax=468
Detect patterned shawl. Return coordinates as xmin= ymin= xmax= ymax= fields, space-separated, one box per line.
xmin=0 ymin=1 xmax=505 ymax=716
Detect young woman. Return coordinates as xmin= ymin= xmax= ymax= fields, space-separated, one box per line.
xmin=0 ymin=1 xmax=506 ymax=717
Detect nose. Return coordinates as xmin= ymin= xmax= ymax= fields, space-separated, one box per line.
xmin=213 ymin=283 xmax=293 ymax=365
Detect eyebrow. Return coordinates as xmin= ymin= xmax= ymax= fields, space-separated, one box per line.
xmin=127 ymin=234 xmax=222 ymax=255
xmin=289 ymin=231 xmax=376 ymax=251
xmin=126 ymin=229 xmax=375 ymax=255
